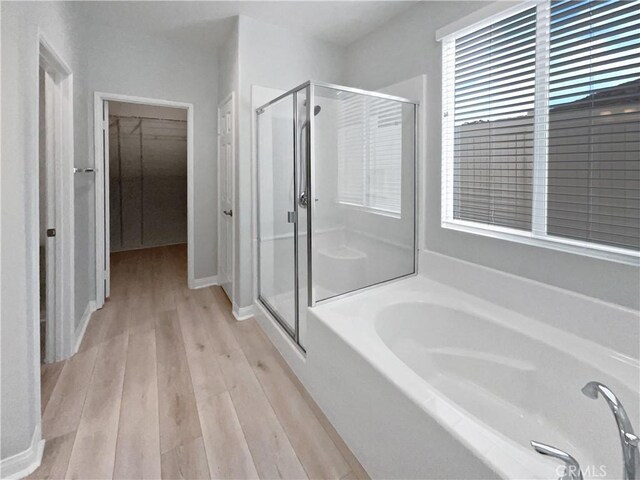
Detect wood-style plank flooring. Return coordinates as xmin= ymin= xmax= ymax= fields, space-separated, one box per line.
xmin=32 ymin=245 xmax=368 ymax=480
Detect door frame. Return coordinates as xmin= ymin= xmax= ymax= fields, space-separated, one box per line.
xmin=217 ymin=92 xmax=236 ymax=303
xmin=94 ymin=92 xmax=195 ymax=308
xmin=38 ymin=34 xmax=75 ymax=362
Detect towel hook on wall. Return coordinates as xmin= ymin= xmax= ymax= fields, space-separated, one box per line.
xmin=73 ymin=167 xmax=95 ymax=174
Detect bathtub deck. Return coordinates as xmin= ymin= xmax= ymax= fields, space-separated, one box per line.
xmin=32 ymin=245 xmax=368 ymax=480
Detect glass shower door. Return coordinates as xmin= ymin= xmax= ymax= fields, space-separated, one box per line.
xmin=257 ymin=95 xmax=297 ymax=337
xmin=257 ymin=81 xmax=417 ymax=350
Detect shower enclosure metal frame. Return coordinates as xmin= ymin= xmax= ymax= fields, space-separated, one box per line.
xmin=256 ymin=80 xmax=419 ymax=350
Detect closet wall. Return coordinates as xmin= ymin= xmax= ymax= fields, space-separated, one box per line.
xmin=109 ymin=102 xmax=188 ymax=251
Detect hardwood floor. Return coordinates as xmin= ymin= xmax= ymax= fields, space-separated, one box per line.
xmin=32 ymin=245 xmax=368 ymax=480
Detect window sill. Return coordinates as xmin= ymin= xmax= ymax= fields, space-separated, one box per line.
xmin=442 ymin=219 xmax=640 ymax=267
xmin=338 ymin=201 xmax=401 ymax=219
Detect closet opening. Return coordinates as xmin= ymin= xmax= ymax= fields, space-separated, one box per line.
xmin=94 ymin=95 xmax=194 ymax=308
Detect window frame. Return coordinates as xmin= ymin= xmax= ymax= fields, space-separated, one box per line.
xmin=441 ymin=0 xmax=640 ymax=266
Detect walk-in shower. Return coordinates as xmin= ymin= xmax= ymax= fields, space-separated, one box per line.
xmin=256 ymin=81 xmax=417 ymax=350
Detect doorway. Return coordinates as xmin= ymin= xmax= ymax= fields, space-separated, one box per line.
xmin=39 ymin=66 xmax=56 ymax=363
xmin=94 ymin=94 xmax=194 ymax=307
xmin=38 ymin=38 xmax=75 ymax=364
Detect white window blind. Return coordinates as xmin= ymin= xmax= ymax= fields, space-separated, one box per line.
xmin=337 ymin=93 xmax=403 ymax=215
xmin=442 ymin=0 xmax=640 ymax=261
xmin=451 ymin=6 xmax=537 ymax=231
xmin=338 ymin=95 xmax=367 ymax=206
xmin=547 ymin=0 xmax=640 ymax=250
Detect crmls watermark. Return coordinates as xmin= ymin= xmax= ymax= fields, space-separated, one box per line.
xmin=557 ymin=464 xmax=608 ymax=478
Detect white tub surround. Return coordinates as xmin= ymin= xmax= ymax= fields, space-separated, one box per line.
xmin=418 ymin=251 xmax=639 ymax=359
xmin=297 ymin=255 xmax=639 ymax=479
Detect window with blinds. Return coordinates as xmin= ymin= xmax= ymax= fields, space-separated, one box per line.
xmin=337 ymin=93 xmax=403 ymax=215
xmin=452 ymin=6 xmax=537 ymax=231
xmin=547 ymin=0 xmax=640 ymax=250
xmin=442 ymin=0 xmax=640 ymax=261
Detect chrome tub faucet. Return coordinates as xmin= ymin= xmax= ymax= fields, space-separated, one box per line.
xmin=582 ymin=381 xmax=639 ymax=480
xmin=531 ymin=441 xmax=583 ymax=480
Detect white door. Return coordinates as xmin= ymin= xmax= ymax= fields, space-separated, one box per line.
xmin=218 ymin=95 xmax=234 ymax=299
xmin=42 ymin=70 xmax=57 ymax=363
xmin=102 ymin=100 xmax=111 ymax=299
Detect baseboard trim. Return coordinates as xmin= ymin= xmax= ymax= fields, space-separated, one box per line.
xmin=232 ymin=303 xmax=255 ymax=321
xmin=73 ymin=300 xmax=96 ymax=354
xmin=190 ymin=275 xmax=219 ymax=289
xmin=0 ymin=424 xmax=45 ymax=479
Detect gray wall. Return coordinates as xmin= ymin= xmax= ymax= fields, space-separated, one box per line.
xmin=78 ymin=20 xmax=219 ymax=285
xmin=345 ymin=1 xmax=640 ymax=309
xmin=48 ymin=15 xmax=221 ymax=332
xmin=70 ymin=18 xmax=220 ymax=332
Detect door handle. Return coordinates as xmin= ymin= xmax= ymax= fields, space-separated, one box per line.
xmin=47 ymin=228 xmax=56 ymax=238
xmin=223 ymin=210 xmax=233 ymax=217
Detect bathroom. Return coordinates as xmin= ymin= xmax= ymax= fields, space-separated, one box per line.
xmin=1 ymin=1 xmax=639 ymax=479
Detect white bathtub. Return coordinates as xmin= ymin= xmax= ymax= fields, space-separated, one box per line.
xmin=304 ymin=274 xmax=640 ymax=479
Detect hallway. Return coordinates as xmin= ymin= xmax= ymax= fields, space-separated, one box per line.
xmin=33 ymin=245 xmax=367 ymax=479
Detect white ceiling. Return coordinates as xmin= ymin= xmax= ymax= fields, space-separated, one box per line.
xmin=70 ymin=1 xmax=418 ymax=51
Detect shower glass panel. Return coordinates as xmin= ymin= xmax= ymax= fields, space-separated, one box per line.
xmin=257 ymin=82 xmax=417 ymax=349
xmin=296 ymin=89 xmax=310 ymax=349
xmin=312 ymin=85 xmax=416 ymax=303
xmin=257 ymin=95 xmax=297 ymax=336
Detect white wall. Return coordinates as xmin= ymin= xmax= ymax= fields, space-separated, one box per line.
xmin=236 ymin=15 xmax=348 ymax=309
xmin=0 ymin=1 xmax=80 ymax=464
xmin=345 ymin=1 xmax=640 ymax=309
xmin=217 ymin=16 xmax=239 ymax=105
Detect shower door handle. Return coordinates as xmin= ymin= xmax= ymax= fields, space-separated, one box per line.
xmin=298 ymin=153 xmax=308 ymax=208
xmin=298 ymin=120 xmax=308 ymax=208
